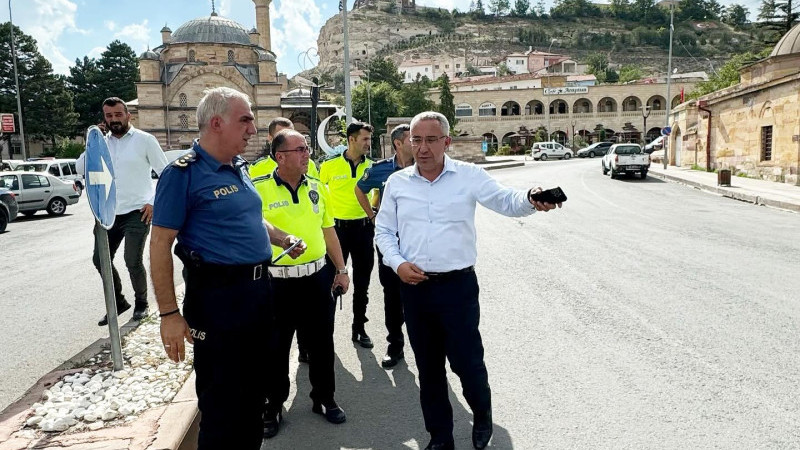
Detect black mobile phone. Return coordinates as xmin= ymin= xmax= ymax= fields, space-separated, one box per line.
xmin=530 ymin=186 xmax=567 ymax=204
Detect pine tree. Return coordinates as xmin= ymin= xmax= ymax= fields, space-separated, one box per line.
xmin=514 ymin=0 xmax=531 ymax=15
xmin=437 ymin=73 xmax=456 ymax=131
xmin=67 ymin=56 xmax=102 ymax=133
xmin=95 ymin=40 xmax=139 ymax=102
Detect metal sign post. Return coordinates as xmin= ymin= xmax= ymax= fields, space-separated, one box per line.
xmin=85 ymin=126 xmax=123 ymax=371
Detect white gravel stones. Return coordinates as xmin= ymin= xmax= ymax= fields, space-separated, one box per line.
xmin=24 ymin=318 xmax=193 ymax=434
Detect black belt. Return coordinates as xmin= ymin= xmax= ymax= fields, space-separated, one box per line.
xmin=190 ymin=261 xmax=268 ymax=281
xmin=335 ymin=218 xmax=372 ymax=227
xmin=425 ymin=266 xmax=475 ymax=279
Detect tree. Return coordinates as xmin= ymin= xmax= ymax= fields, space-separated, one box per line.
xmin=678 ymin=0 xmax=717 ymax=21
xmin=723 ymin=4 xmax=750 ymax=26
xmin=618 ymin=64 xmax=644 ymax=83
xmin=610 ymin=0 xmax=632 ymax=19
xmin=688 ymin=48 xmax=771 ymax=98
xmin=534 ymin=0 xmax=547 ymax=16
xmin=437 ymin=73 xmax=456 ymax=131
xmin=758 ymin=0 xmax=798 ymax=38
xmin=488 ymin=0 xmax=511 ymax=15
xmin=513 ymin=0 xmax=531 ymax=15
xmin=474 ymin=0 xmax=486 ymax=16
xmin=95 ymin=40 xmax=139 ymax=102
xmin=366 ymin=57 xmax=404 ymax=90
xmin=351 ymin=81 xmax=400 ymax=141
xmin=67 ymin=56 xmax=102 ymax=133
xmin=585 ymin=53 xmax=610 ymax=82
xmin=0 ymin=22 xmax=77 ymax=144
xmin=400 ymin=74 xmax=435 ymax=117
xmin=496 ymin=62 xmax=513 ymax=76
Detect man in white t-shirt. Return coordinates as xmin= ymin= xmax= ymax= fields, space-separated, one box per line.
xmin=77 ymin=97 xmax=168 ymax=326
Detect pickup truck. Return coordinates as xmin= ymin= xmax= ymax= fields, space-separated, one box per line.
xmin=602 ymin=143 xmax=651 ymax=179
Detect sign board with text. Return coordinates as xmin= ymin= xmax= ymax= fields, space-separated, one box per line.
xmin=543 ymin=87 xmax=589 ymax=95
xmin=1 ymin=114 xmax=15 ymax=133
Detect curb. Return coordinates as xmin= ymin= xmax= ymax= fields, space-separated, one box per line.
xmin=483 ymin=162 xmax=525 ymax=171
xmin=649 ymin=170 xmax=800 ymax=213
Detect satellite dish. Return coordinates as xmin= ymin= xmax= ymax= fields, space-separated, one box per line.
xmin=317 ymin=107 xmax=350 ymax=156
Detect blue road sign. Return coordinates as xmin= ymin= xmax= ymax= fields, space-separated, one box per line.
xmin=481 ymin=140 xmax=488 ymax=153
xmin=85 ymin=126 xmax=116 ymax=229
xmin=661 ymin=126 xmax=672 ymax=136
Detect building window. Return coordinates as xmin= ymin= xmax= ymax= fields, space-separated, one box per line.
xmin=435 ymin=65 xmax=440 ymax=69
xmin=188 ymin=49 xmax=195 ymax=62
xmin=424 ymin=68 xmax=428 ymax=72
xmin=456 ymin=63 xmax=461 ymax=68
xmin=455 ymin=104 xmax=473 ymax=117
xmin=180 ymin=114 xmax=189 ymax=130
xmin=227 ymin=50 xmax=235 ymax=62
xmin=445 ymin=64 xmax=449 ymax=69
xmin=179 ymin=93 xmax=187 ymax=107
xmin=761 ymin=126 xmax=773 ymax=161
xmin=478 ymin=102 xmax=496 ymax=116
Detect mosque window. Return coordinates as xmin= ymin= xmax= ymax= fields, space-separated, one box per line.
xmin=228 ymin=50 xmax=235 ymax=62
xmin=179 ymin=93 xmax=187 ymax=107
xmin=179 ymin=114 xmax=189 ymax=130
xmin=761 ymin=126 xmax=772 ymax=161
xmin=188 ymin=50 xmax=195 ymax=62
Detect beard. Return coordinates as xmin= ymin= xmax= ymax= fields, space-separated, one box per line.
xmin=106 ymin=120 xmax=127 ymax=134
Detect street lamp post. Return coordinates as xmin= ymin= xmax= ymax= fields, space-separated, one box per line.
xmin=364 ymin=44 xmax=371 ymax=126
xmin=570 ymin=119 xmax=576 ymax=150
xmin=640 ymin=104 xmax=651 ymax=145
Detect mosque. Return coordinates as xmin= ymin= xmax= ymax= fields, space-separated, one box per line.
xmin=128 ymin=0 xmax=335 ymax=160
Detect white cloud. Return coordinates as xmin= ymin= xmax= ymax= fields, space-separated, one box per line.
xmin=87 ymin=46 xmax=107 ymax=59
xmin=113 ymin=20 xmax=152 ymax=54
xmin=12 ymin=0 xmax=84 ymax=74
xmin=104 ymin=20 xmax=116 ymax=31
xmin=218 ymin=0 xmax=231 ymax=16
xmin=270 ymin=0 xmax=324 ymax=74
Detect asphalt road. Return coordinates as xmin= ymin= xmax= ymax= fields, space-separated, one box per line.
xmin=2 ymin=159 xmax=799 ymax=449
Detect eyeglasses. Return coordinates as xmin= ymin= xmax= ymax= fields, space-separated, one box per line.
xmin=276 ymin=146 xmax=311 ymax=154
xmin=410 ymin=136 xmax=447 ymax=147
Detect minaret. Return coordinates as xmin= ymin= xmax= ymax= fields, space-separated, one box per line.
xmin=253 ymin=0 xmax=272 ymax=50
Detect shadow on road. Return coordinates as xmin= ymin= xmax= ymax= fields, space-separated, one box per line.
xmin=262 ymin=345 xmax=512 ymax=449
xmin=13 ymin=213 xmax=75 ymax=222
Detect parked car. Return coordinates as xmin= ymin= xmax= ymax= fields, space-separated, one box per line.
xmin=531 ymin=141 xmax=573 ymax=160
xmin=643 ymin=136 xmax=664 ymax=154
xmin=1 ymin=160 xmax=23 ymax=171
xmin=16 ymin=158 xmax=85 ymax=192
xmin=0 ymin=171 xmax=81 ymax=216
xmin=577 ymin=141 xmax=613 ymax=158
xmin=602 ymin=143 xmax=651 ymax=179
xmin=0 ymin=186 xmax=18 ymax=232
xmin=151 ymin=149 xmax=191 ymax=178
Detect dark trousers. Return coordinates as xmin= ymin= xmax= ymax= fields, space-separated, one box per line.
xmin=92 ymin=210 xmax=149 ymax=308
xmin=377 ymin=248 xmax=404 ymax=356
xmin=334 ymin=220 xmax=375 ymax=328
xmin=267 ymin=264 xmax=336 ymax=409
xmin=400 ymin=270 xmax=491 ymax=443
xmin=182 ymin=262 xmax=274 ymax=450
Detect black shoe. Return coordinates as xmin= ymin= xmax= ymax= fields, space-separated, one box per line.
xmin=381 ymin=351 xmax=404 ymax=368
xmin=131 ymin=305 xmax=149 ymax=321
xmin=312 ymin=400 xmax=346 ymax=424
xmin=424 ymin=439 xmax=455 ymax=450
xmin=351 ymin=329 xmax=374 ymax=348
xmin=472 ymin=411 xmax=493 ymax=449
xmin=97 ymin=300 xmax=132 ymax=326
xmin=298 ymin=348 xmax=310 ymax=363
xmin=263 ymin=410 xmax=282 ymax=439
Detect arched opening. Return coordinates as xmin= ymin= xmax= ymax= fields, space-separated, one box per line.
xmin=672 ymin=95 xmax=682 ymax=108
xmin=572 ymin=98 xmax=593 ymax=113
xmin=179 ymin=93 xmax=187 ymax=107
xmin=647 ymin=127 xmax=662 ymax=141
xmin=598 ymin=97 xmax=617 ymax=112
xmin=188 ymin=49 xmax=196 ymax=62
xmin=549 ymin=99 xmax=568 ymax=115
xmin=647 ymin=95 xmax=666 ymax=111
xmin=482 ymin=133 xmax=498 ymax=152
xmin=550 ymin=130 xmax=568 ymax=145
xmin=227 ymin=50 xmax=235 ymax=63
xmin=501 ymin=101 xmax=521 ymax=116
xmin=478 ymin=102 xmax=497 ymax=117
xmin=525 ymin=100 xmax=544 ymax=115
xmin=622 ymin=96 xmax=642 ymax=112
xmin=455 ymin=103 xmax=473 ymax=117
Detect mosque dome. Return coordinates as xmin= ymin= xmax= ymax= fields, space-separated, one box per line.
xmin=256 ymin=49 xmax=276 ymax=62
xmin=770 ymin=22 xmax=800 ymax=57
xmin=139 ymin=49 xmax=160 ymax=60
xmin=170 ymin=15 xmax=251 ymax=45
xmin=285 ymin=88 xmax=311 ymax=98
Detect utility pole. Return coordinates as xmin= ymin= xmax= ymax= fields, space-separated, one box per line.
xmin=664 ymin=4 xmax=674 ymax=169
xmin=365 ymin=44 xmax=371 ymax=126
xmin=342 ymin=0 xmax=353 ymax=124
xmin=9 ymin=0 xmax=27 ymax=160
xmin=641 ymin=105 xmax=651 ymax=145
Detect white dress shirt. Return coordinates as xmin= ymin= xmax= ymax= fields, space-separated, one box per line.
xmin=77 ymin=125 xmax=168 ymax=215
xmin=375 ymin=154 xmax=536 ymax=273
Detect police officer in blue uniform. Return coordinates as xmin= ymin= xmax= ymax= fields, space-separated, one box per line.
xmin=150 ymin=87 xmax=305 ymax=450
xmin=354 ymin=124 xmax=414 ymax=368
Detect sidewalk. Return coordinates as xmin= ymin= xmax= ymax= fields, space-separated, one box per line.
xmin=648 ymin=164 xmax=800 ymax=213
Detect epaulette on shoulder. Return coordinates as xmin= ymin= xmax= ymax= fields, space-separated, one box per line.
xmin=251 ymin=173 xmax=273 ymax=184
xmin=171 ymin=150 xmax=197 ymax=168
xmin=305 ymin=174 xmax=321 ymax=182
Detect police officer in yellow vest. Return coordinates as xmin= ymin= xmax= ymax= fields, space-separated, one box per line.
xmin=319 ymin=121 xmax=375 ymax=348
xmin=253 ymin=129 xmax=350 ymax=439
xmin=249 ymin=117 xmax=319 ymax=179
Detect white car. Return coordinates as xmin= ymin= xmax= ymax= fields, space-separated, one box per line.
xmin=0 ymin=171 xmax=81 ymax=216
xmin=531 ymin=142 xmax=573 ymax=160
xmin=16 ymin=159 xmax=85 ymax=192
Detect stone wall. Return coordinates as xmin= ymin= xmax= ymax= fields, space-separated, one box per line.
xmin=448 ymin=136 xmax=485 ymax=163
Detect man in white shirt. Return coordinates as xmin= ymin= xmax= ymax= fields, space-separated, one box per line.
xmin=77 ymin=97 xmax=168 ymax=326
xmin=375 ymin=111 xmax=561 ymax=450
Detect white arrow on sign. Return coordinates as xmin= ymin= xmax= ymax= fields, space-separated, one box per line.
xmin=89 ymin=156 xmax=113 ymax=200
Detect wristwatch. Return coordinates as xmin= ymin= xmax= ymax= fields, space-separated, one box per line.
xmin=336 ymin=268 xmax=348 ymax=275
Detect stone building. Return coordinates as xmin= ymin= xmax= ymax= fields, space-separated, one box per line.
xmin=447 ymin=75 xmax=697 ymax=149
xmin=128 ymin=0 xmax=335 ymax=160
xmin=668 ymin=23 xmax=800 ymax=185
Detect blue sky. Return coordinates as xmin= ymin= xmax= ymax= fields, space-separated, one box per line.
xmin=3 ymin=0 xmax=760 ymax=77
